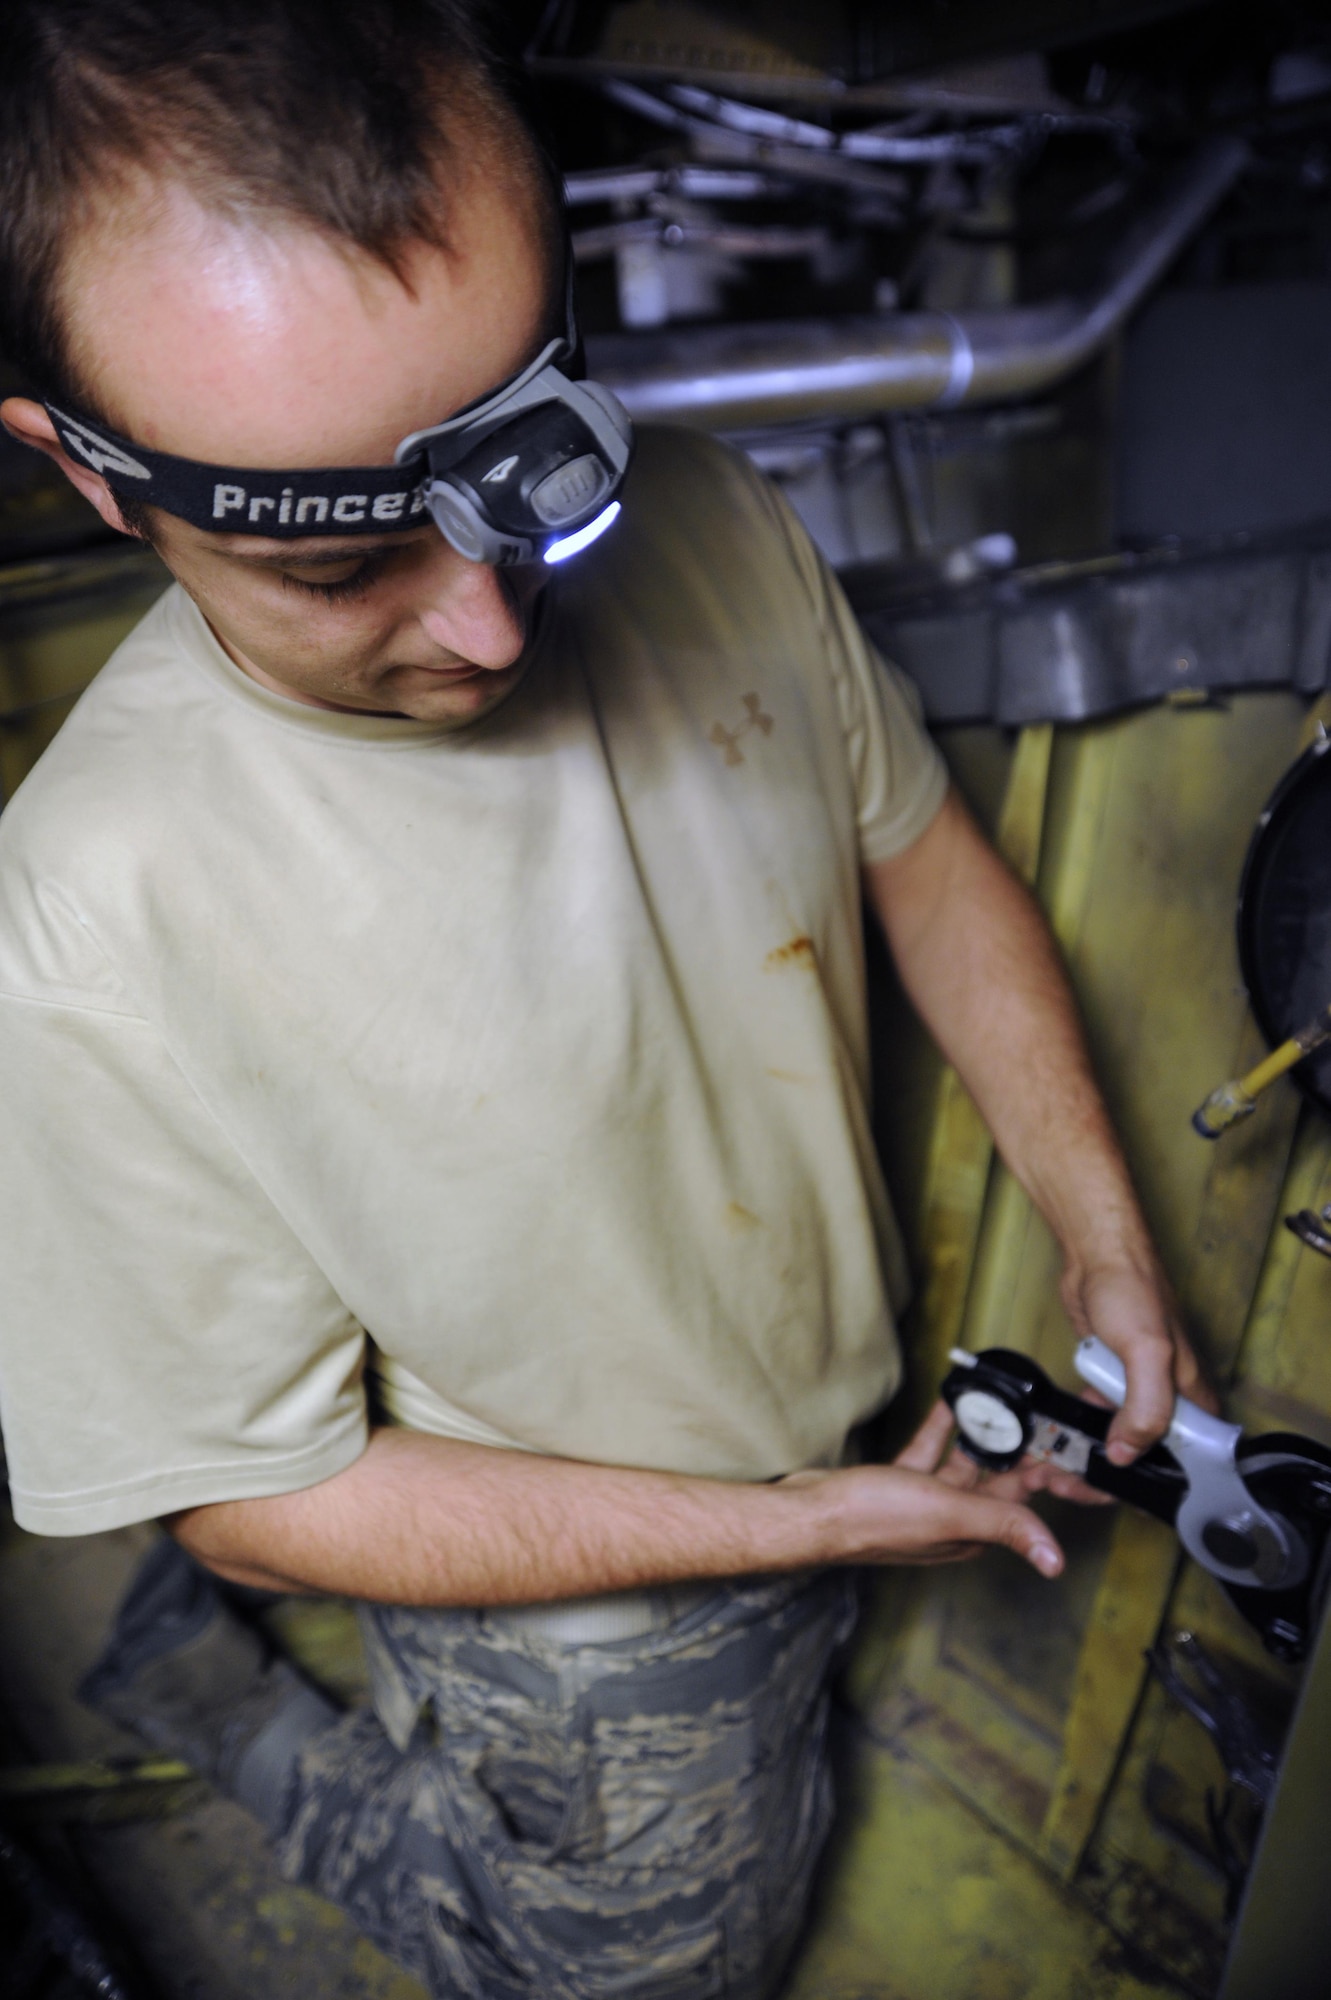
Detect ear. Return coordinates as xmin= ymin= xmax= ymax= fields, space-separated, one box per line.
xmin=0 ymin=396 xmax=145 ymax=537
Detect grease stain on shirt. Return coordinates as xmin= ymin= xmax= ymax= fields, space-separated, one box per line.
xmin=724 ymin=1202 xmax=763 ymax=1233
xmin=709 ymin=692 xmax=774 ymax=767
xmin=764 ymin=935 xmax=817 ymax=972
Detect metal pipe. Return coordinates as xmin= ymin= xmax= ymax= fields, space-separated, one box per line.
xmin=584 ymin=137 xmax=1247 ymax=430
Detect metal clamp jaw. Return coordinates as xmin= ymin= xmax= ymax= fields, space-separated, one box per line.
xmin=1071 ymin=1339 xmax=1301 ymax=1589
xmin=941 ymin=1342 xmax=1331 ymax=1660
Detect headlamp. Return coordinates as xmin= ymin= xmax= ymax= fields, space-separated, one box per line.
xmin=41 ymin=287 xmax=633 ymax=568
xmin=393 ymin=335 xmax=632 ymax=565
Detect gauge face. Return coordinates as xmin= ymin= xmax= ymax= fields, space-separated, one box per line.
xmin=953 ymin=1388 xmax=1026 ymax=1457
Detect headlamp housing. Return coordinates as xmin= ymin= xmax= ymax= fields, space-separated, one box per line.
xmin=396 ymin=338 xmax=633 ymax=565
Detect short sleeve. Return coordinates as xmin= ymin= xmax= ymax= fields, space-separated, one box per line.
xmin=0 ymin=990 xmax=367 ymax=1535
xmin=755 ymin=470 xmax=949 ymax=863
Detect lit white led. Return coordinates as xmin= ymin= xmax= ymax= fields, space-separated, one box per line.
xmin=543 ymin=501 xmax=621 ymax=564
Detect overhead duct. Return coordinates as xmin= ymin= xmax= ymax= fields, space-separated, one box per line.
xmin=584 ymin=137 xmax=1247 ymax=429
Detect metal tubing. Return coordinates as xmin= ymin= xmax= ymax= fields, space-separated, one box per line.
xmin=584 ymin=137 xmax=1247 ymax=429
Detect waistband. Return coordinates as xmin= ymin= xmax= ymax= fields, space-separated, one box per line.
xmin=481 ymin=1581 xmax=718 ymax=1647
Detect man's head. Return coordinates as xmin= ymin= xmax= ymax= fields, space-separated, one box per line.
xmin=0 ymin=0 xmax=576 ymax=723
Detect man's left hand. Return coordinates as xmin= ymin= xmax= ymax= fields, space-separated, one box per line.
xmin=1059 ymin=1253 xmax=1217 ymax=1464
xmin=865 ymin=792 xmax=1219 ymax=1470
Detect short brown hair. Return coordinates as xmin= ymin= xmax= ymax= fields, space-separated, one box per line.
xmin=0 ymin=0 xmax=562 ymax=418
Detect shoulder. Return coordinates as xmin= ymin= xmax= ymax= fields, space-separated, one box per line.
xmin=0 ymin=583 xmax=200 ymax=1006
xmin=624 ymin=423 xmax=758 ymax=492
xmin=568 ymin=425 xmax=821 ymax=644
xmin=618 ymin=425 xmax=787 ymax=551
xmin=1 ymin=582 xmax=186 ymax=857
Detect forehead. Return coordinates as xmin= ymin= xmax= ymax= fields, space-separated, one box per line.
xmin=60 ymin=171 xmax=552 ymax=471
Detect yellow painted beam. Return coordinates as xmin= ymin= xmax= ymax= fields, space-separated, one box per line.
xmin=0 ymin=1756 xmax=192 ymax=1796
xmin=1037 ymin=1510 xmax=1180 ymax=1880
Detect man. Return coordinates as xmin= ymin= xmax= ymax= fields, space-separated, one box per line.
xmin=0 ymin=3 xmax=1206 ymax=1996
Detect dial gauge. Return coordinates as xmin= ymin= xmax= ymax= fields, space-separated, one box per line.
xmin=954 ymin=1388 xmax=1026 ymax=1456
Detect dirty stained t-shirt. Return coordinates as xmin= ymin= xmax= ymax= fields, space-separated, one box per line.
xmin=0 ymin=427 xmax=948 ymax=1536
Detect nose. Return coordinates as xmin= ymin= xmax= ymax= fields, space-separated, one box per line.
xmin=416 ymin=546 xmax=528 ymax=671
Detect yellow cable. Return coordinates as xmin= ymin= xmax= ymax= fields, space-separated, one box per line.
xmin=1238 ymin=1038 xmax=1312 ymax=1097
xmin=1194 ymin=1007 xmax=1331 ymax=1137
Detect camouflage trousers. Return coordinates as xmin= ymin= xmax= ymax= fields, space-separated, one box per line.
xmin=271 ymin=1569 xmax=859 ymax=2000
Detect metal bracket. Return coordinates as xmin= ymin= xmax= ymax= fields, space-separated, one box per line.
xmin=1075 ymin=1339 xmax=1302 ymax=1589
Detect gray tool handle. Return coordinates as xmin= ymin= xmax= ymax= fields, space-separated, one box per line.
xmin=1074 ymin=1338 xmax=1302 ymax=1589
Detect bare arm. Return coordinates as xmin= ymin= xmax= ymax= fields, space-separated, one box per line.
xmin=169 ymin=1404 xmax=1089 ymax=1604
xmin=176 ymin=787 xmax=1152 ymax=1604
xmin=864 ymin=786 xmax=1210 ymax=1460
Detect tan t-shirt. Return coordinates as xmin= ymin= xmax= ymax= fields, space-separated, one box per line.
xmin=0 ymin=429 xmax=947 ymax=1535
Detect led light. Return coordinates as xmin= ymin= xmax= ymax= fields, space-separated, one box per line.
xmin=543 ymin=500 xmax=621 ymax=564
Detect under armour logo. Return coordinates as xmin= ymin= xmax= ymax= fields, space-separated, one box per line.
xmin=481 ymin=455 xmax=520 ymax=485
xmin=48 ymin=407 xmax=152 ymax=481
xmin=709 ymin=693 xmax=774 ymax=767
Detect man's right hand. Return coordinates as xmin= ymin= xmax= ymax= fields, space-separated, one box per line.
xmin=170 ymin=1403 xmax=1099 ymax=1607
xmin=785 ymin=1399 xmax=1109 ymax=1579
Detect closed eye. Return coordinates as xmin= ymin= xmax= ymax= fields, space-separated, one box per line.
xmin=278 ymin=555 xmax=389 ymax=606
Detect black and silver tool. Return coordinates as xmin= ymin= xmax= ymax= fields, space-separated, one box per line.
xmin=940 ymin=1338 xmax=1331 ymax=1661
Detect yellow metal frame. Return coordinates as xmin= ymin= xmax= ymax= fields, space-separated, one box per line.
xmin=797 ymin=691 xmax=1319 ymax=1998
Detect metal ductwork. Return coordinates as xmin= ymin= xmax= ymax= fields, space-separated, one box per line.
xmin=584 ymin=137 xmax=1247 ymax=430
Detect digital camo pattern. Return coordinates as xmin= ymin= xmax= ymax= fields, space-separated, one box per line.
xmin=275 ymin=1570 xmax=859 ymax=2000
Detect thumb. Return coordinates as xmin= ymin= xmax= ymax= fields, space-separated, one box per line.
xmin=893 ymin=1398 xmax=957 ymax=1474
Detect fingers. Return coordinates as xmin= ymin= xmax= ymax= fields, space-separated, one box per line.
xmin=936 ymin=1448 xmax=983 ymax=1491
xmin=1078 ymin=1301 xmax=1218 ymax=1454
xmin=893 ymin=1407 xmax=1113 ymax=1513
xmin=930 ymin=1436 xmax=1113 ymax=1510
xmin=838 ymin=1461 xmax=1066 ymax=1575
xmin=1014 ymin=1462 xmax=1115 ymax=1507
xmin=947 ymin=1487 xmax=1065 ymax=1577
xmin=1169 ymin=1332 xmax=1220 ymax=1414
xmin=1104 ymin=1334 xmax=1176 ymax=1463
xmin=1066 ymin=1262 xmax=1183 ymax=1464
xmin=975 ymin=1458 xmax=1113 ymax=1507
xmin=893 ymin=1398 xmax=958 ymax=1475
xmin=1103 ymin=1324 xmax=1220 ymax=1454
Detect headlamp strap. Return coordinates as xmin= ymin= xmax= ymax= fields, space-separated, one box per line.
xmin=44 ymin=402 xmax=432 ymax=538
